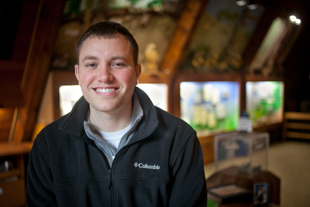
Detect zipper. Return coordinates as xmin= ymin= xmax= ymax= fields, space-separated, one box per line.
xmin=108 ymin=169 xmax=113 ymax=189
xmin=108 ymin=169 xmax=114 ymax=206
xmin=86 ymin=137 xmax=114 ymax=206
xmin=85 ymin=120 xmax=159 ymax=207
xmin=107 ymin=122 xmax=158 ymax=206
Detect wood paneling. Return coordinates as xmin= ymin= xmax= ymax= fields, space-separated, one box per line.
xmin=0 ymin=109 xmax=15 ymax=143
xmin=0 ymin=0 xmax=65 ymax=143
xmin=11 ymin=0 xmax=65 ymax=143
xmin=0 ymin=0 xmax=40 ymax=108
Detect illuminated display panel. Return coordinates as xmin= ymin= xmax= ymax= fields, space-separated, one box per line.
xmin=137 ymin=83 xmax=168 ymax=111
xmin=180 ymin=81 xmax=239 ymax=136
xmin=246 ymin=81 xmax=283 ymax=127
xmin=59 ymin=85 xmax=82 ymax=116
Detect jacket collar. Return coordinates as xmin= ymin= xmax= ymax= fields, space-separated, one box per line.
xmin=59 ymin=87 xmax=159 ymax=140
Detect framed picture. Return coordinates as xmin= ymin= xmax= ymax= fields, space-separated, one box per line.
xmin=253 ymin=182 xmax=268 ymax=206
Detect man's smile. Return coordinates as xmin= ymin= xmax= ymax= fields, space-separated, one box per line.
xmin=94 ymin=88 xmax=117 ymax=93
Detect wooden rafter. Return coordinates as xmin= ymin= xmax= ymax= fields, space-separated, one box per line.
xmin=160 ymin=0 xmax=208 ymax=77
xmin=11 ymin=0 xmax=65 ymax=143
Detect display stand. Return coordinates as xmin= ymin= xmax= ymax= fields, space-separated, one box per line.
xmin=214 ymin=132 xmax=269 ymax=174
xmin=207 ymin=132 xmax=280 ymax=206
xmin=206 ymin=166 xmax=280 ymax=206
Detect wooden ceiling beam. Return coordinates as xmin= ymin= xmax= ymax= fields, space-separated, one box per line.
xmin=160 ymin=0 xmax=208 ymax=77
xmin=11 ymin=0 xmax=65 ymax=143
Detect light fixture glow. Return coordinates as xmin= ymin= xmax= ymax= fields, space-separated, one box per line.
xmin=289 ymin=15 xmax=302 ymax=25
xmin=289 ymin=15 xmax=297 ymax=22
xmin=247 ymin=4 xmax=257 ymax=10
xmin=236 ymin=0 xmax=247 ymax=6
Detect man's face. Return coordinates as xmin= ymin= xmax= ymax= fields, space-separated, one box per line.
xmin=75 ymin=34 xmax=141 ymax=116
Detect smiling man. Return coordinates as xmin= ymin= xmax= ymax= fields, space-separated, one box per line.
xmin=26 ymin=22 xmax=207 ymax=207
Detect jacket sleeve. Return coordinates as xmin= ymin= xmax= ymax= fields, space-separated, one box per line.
xmin=169 ymin=130 xmax=207 ymax=207
xmin=26 ymin=136 xmax=57 ymax=206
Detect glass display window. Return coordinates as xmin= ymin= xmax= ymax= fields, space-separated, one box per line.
xmin=180 ymin=81 xmax=240 ymax=136
xmin=246 ymin=81 xmax=284 ymax=127
xmin=59 ymin=85 xmax=82 ymax=116
xmin=137 ymin=83 xmax=168 ymax=111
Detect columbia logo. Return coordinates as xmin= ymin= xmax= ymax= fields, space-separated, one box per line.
xmin=134 ymin=162 xmax=160 ymax=170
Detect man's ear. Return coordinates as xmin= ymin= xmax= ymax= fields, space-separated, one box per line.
xmin=135 ymin=64 xmax=142 ymax=85
xmin=74 ymin=64 xmax=80 ymax=82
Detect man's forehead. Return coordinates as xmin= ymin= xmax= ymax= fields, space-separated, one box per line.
xmin=81 ymin=55 xmax=128 ymax=62
xmin=84 ymin=34 xmax=123 ymax=43
xmin=78 ymin=35 xmax=133 ymax=62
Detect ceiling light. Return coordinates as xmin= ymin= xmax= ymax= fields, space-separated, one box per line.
xmin=247 ymin=4 xmax=257 ymax=10
xmin=248 ymin=4 xmax=257 ymax=10
xmin=289 ymin=15 xmax=302 ymax=25
xmin=236 ymin=0 xmax=247 ymax=6
xmin=289 ymin=15 xmax=296 ymax=22
xmin=247 ymin=0 xmax=257 ymax=10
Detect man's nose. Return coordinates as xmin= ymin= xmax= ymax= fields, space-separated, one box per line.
xmin=97 ymin=66 xmax=113 ymax=82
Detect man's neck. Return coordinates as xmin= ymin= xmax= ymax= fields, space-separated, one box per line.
xmin=89 ymin=105 xmax=132 ymax=133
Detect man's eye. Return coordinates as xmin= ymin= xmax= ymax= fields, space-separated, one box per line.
xmin=86 ymin=63 xmax=96 ymax=67
xmin=112 ymin=62 xmax=124 ymax=67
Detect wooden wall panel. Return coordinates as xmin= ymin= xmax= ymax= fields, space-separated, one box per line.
xmin=0 ymin=0 xmax=64 ymax=143
xmin=0 ymin=109 xmax=15 ymax=143
xmin=0 ymin=0 xmax=41 ymax=108
xmin=12 ymin=0 xmax=65 ymax=143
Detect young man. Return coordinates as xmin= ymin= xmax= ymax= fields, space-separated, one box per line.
xmin=26 ymin=22 xmax=207 ymax=206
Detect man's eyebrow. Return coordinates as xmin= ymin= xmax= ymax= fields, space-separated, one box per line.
xmin=82 ymin=55 xmax=99 ymax=62
xmin=111 ymin=56 xmax=128 ymax=61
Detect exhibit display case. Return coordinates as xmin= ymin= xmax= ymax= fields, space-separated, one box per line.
xmin=59 ymin=85 xmax=82 ymax=116
xmin=180 ymin=81 xmax=240 ymax=136
xmin=214 ymin=132 xmax=269 ymax=175
xmin=246 ymin=81 xmax=284 ymax=127
xmin=136 ymin=83 xmax=168 ymax=111
xmin=171 ymin=72 xmax=242 ymax=164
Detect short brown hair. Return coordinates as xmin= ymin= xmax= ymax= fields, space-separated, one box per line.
xmin=76 ymin=22 xmax=139 ymax=66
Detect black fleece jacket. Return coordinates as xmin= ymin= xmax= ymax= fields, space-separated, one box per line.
xmin=26 ymin=87 xmax=207 ymax=207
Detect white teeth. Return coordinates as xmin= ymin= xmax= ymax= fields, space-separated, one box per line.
xmin=96 ymin=88 xmax=115 ymax=93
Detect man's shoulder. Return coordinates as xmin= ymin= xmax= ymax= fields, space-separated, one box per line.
xmin=35 ymin=115 xmax=68 ymax=138
xmin=155 ymin=107 xmax=194 ymax=131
